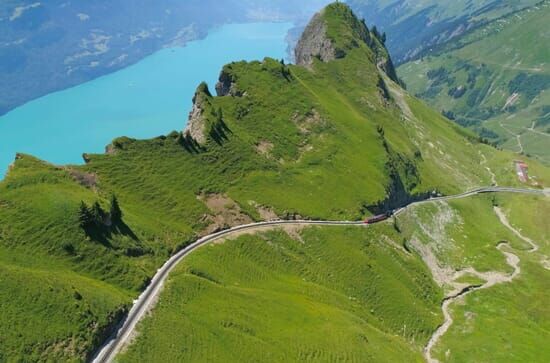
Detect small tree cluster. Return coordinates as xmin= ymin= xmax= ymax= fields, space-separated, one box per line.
xmin=371 ymin=26 xmax=386 ymax=44
xmin=79 ymin=201 xmax=105 ymax=229
xmin=78 ymin=195 xmax=122 ymax=231
xmin=78 ymin=201 xmax=94 ymax=229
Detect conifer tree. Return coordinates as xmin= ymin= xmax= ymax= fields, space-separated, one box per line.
xmin=110 ymin=194 xmax=122 ymax=223
xmin=78 ymin=201 xmax=93 ymax=229
xmin=91 ymin=201 xmax=104 ymax=226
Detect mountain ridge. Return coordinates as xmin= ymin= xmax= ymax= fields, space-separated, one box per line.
xmin=0 ymin=2 xmax=549 ymax=361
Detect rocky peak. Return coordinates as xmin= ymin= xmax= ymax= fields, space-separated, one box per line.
xmin=294 ymin=11 xmax=337 ymax=67
xmin=294 ymin=2 xmax=399 ymax=84
xmin=215 ymin=67 xmax=242 ymax=97
xmin=183 ymin=82 xmax=212 ymax=144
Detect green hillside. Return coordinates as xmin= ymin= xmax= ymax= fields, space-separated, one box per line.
xmin=347 ymin=0 xmax=540 ymax=62
xmin=118 ymin=193 xmax=549 ymax=363
xmin=399 ymin=0 xmax=550 ymax=164
xmin=118 ymin=226 xmax=440 ymax=363
xmin=0 ymin=2 xmax=548 ymax=361
xmin=398 ymin=193 xmax=550 ymax=362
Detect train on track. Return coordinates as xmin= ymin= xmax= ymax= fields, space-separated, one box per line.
xmin=364 ymin=211 xmax=394 ymax=224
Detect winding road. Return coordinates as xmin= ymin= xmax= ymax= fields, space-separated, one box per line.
xmin=92 ymin=186 xmax=547 ymax=363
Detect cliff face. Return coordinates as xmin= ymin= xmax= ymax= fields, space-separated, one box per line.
xmin=183 ymin=83 xmax=212 ymax=144
xmin=215 ymin=67 xmax=242 ymax=97
xmin=294 ymin=12 xmax=337 ymax=67
xmin=294 ymin=3 xmax=399 ymax=84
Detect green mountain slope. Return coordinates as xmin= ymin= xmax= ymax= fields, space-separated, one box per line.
xmin=398 ymin=193 xmax=550 ymax=362
xmin=118 ymin=193 xmax=550 ymax=363
xmin=0 ymin=2 xmax=548 ymax=361
xmin=398 ymin=0 xmax=550 ymax=164
xmin=347 ymin=0 xmax=540 ymax=63
xmin=119 ymin=226 xmax=440 ymax=363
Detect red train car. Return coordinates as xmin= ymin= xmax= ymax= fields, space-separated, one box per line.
xmin=364 ymin=211 xmax=393 ymax=224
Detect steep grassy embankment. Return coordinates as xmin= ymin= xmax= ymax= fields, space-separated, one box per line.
xmin=118 ymin=226 xmax=441 ymax=362
xmin=399 ymin=1 xmax=550 ymax=164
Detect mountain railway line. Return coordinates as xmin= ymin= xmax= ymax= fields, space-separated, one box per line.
xmin=92 ymin=186 xmax=547 ymax=363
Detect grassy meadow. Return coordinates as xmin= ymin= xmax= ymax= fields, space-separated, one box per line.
xmin=397 ymin=194 xmax=550 ymax=362
xmin=118 ymin=225 xmax=441 ymax=362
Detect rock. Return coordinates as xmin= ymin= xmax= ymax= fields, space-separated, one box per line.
xmin=183 ymin=83 xmax=212 ymax=144
xmin=185 ymin=101 xmax=207 ymax=144
xmin=294 ymin=3 xmax=400 ymax=84
xmin=294 ymin=12 xmax=336 ymax=67
xmin=215 ymin=67 xmax=242 ymax=97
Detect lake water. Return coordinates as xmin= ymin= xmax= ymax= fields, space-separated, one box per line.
xmin=0 ymin=22 xmax=293 ymax=177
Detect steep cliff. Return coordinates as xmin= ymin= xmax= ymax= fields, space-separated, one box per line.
xmin=183 ymin=83 xmax=212 ymax=144
xmin=294 ymin=2 xmax=399 ymax=84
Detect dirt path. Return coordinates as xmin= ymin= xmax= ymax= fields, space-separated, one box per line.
xmin=479 ymin=151 xmax=497 ymax=186
xmin=524 ymin=126 xmax=550 ymax=137
xmin=494 ymin=207 xmax=538 ymax=252
xmin=423 ymin=206 xmax=539 ymax=363
xmin=499 ymin=121 xmax=524 ymax=154
xmin=424 ymin=242 xmax=520 ymax=363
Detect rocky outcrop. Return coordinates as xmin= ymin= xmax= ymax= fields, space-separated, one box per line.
xmin=183 ymin=83 xmax=212 ymax=144
xmin=370 ymin=32 xmax=400 ymax=84
xmin=215 ymin=68 xmax=242 ymax=97
xmin=295 ymin=3 xmax=400 ymax=84
xmin=295 ymin=12 xmax=336 ymax=67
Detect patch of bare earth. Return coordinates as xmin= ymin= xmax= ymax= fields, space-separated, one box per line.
xmin=248 ymin=201 xmax=279 ymax=221
xmin=66 ymin=168 xmax=98 ymax=189
xmin=215 ymin=224 xmax=306 ymax=245
xmin=197 ymin=194 xmax=253 ymax=236
xmin=292 ymin=108 xmax=324 ymax=134
xmin=255 ymin=141 xmax=274 ymax=158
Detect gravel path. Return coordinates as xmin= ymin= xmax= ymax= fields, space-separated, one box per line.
xmin=424 ymin=206 xmax=539 ymax=362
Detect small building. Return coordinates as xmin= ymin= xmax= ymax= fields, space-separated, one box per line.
xmin=514 ymin=160 xmax=529 ymax=183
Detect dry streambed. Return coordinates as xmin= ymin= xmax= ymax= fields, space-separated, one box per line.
xmin=422 ymin=206 xmax=539 ymax=363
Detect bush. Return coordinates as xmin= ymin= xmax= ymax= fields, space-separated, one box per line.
xmin=508 ymin=73 xmax=550 ymax=100
xmin=62 ymin=242 xmax=76 ymax=255
xmin=448 ymin=86 xmax=466 ymax=98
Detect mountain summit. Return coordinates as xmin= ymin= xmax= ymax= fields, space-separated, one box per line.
xmin=295 ymin=2 xmax=399 ymax=83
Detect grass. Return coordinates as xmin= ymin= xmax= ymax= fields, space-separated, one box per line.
xmin=0 ymin=2 xmax=548 ymax=360
xmin=399 ymin=195 xmax=526 ymax=273
xmin=398 ymin=1 xmax=550 ymax=164
xmin=347 ymin=0 xmax=541 ymax=63
xmin=0 ymin=248 xmax=130 ymax=362
xmin=118 ymin=226 xmax=441 ymax=362
xmin=119 ymin=192 xmax=549 ymax=362
xmin=433 ymin=195 xmax=550 ymax=362
xmin=395 ymin=193 xmax=550 ymax=362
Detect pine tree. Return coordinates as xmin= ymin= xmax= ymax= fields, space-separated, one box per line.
xmin=91 ymin=201 xmax=104 ymax=226
xmin=110 ymin=194 xmax=122 ymax=223
xmin=78 ymin=201 xmax=93 ymax=229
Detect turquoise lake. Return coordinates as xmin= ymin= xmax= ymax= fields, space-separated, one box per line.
xmin=0 ymin=22 xmax=293 ymax=177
